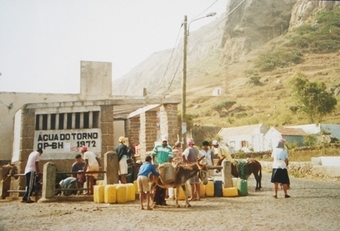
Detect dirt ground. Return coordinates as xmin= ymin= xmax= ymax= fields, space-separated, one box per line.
xmin=1 ymin=173 xmax=340 ymax=231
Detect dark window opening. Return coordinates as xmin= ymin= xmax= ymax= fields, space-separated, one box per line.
xmin=35 ymin=115 xmax=40 ymax=130
xmin=50 ymin=114 xmax=56 ymax=130
xmin=84 ymin=112 xmax=89 ymax=128
xmin=42 ymin=114 xmax=48 ymax=130
xmin=67 ymin=113 xmax=72 ymax=129
xmin=92 ymin=111 xmax=100 ymax=128
xmin=75 ymin=112 xmax=80 ymax=129
xmin=58 ymin=114 xmax=64 ymax=129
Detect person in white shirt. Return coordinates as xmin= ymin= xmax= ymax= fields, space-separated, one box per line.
xmin=200 ymin=140 xmax=214 ymax=178
xmin=271 ymin=139 xmax=290 ymax=199
xmin=81 ymin=146 xmax=101 ymax=195
xmin=22 ymin=148 xmax=43 ymax=203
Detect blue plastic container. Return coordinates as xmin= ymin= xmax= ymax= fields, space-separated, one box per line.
xmin=214 ymin=180 xmax=223 ymax=197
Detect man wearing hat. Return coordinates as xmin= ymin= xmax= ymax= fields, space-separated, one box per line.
xmin=151 ymin=136 xmax=173 ymax=205
xmin=115 ymin=136 xmax=129 ymax=184
xmin=212 ymin=140 xmax=234 ymax=163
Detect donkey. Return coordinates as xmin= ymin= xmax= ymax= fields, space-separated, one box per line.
xmin=1 ymin=164 xmax=19 ymax=199
xmin=1 ymin=164 xmax=19 ymax=181
xmin=150 ymin=156 xmax=209 ymax=208
xmin=217 ymin=157 xmax=262 ymax=191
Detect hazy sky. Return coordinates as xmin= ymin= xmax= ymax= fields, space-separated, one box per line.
xmin=0 ymin=0 xmax=228 ymax=94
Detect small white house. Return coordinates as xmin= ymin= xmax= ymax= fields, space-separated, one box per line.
xmin=212 ymin=87 xmax=225 ymax=96
xmin=264 ymin=126 xmax=307 ymax=151
xmin=285 ymin=124 xmax=340 ymax=140
xmin=217 ymin=123 xmax=268 ymax=152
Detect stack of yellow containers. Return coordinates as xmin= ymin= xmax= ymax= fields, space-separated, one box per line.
xmin=205 ymin=181 xmax=214 ymax=197
xmin=104 ymin=185 xmax=116 ymax=204
xmin=116 ymin=184 xmax=128 ymax=204
xmin=93 ymin=183 xmax=137 ymax=204
xmin=93 ymin=185 xmax=105 ymax=203
xmin=222 ymin=178 xmax=239 ymax=197
xmin=199 ymin=181 xmax=206 ymax=198
xmin=126 ymin=183 xmax=135 ymax=201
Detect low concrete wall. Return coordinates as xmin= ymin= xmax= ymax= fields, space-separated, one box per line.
xmin=260 ymin=160 xmax=340 ymax=178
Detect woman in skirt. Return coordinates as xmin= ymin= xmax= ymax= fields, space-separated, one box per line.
xmin=271 ymin=139 xmax=290 ymax=198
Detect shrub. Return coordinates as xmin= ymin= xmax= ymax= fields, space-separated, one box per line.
xmin=255 ymin=48 xmax=302 ymax=72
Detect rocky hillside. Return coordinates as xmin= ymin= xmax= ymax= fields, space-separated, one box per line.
xmin=113 ymin=0 xmax=340 ymax=127
xmin=113 ymin=9 xmax=226 ymax=97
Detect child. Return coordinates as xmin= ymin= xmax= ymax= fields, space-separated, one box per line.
xmin=137 ymin=155 xmax=159 ymax=210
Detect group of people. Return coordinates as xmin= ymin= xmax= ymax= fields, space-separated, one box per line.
xmin=136 ymin=137 xmax=235 ymax=210
xmin=21 ymin=135 xmax=290 ymax=205
xmin=21 ymin=135 xmax=133 ymax=201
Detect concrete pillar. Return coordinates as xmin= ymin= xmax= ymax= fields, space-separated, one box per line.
xmin=89 ymin=111 xmax=93 ymax=128
xmin=100 ymin=105 xmax=114 ymax=155
xmin=38 ymin=162 xmax=57 ymax=202
xmin=104 ymin=151 xmax=119 ymax=185
xmin=63 ymin=113 xmax=67 ymax=129
xmin=222 ymin=160 xmax=233 ymax=188
xmin=160 ymin=104 xmax=178 ymax=146
xmin=55 ymin=114 xmax=59 ymax=129
xmin=140 ymin=111 xmax=157 ymax=160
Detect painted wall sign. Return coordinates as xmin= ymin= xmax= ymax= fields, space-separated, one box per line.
xmin=34 ymin=129 xmax=102 ymax=159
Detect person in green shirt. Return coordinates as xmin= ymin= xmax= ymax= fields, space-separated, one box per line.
xmin=151 ymin=136 xmax=173 ymax=205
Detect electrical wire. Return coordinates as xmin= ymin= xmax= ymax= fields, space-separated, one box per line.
xmin=156 ymin=24 xmax=183 ymax=90
xmin=192 ymin=0 xmax=219 ymax=20
xmin=190 ymin=0 xmax=247 ymax=42
xmin=162 ymin=55 xmax=183 ymax=98
xmin=160 ymin=0 xmax=237 ymax=98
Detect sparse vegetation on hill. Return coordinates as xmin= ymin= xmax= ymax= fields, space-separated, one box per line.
xmin=184 ymin=9 xmax=340 ymax=130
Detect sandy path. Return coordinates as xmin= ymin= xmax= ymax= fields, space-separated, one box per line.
xmin=1 ymin=173 xmax=340 ymax=231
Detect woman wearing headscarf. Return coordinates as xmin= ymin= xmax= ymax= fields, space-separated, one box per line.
xmin=271 ymin=139 xmax=290 ymax=198
xmin=80 ymin=146 xmax=101 ymax=195
xmin=182 ymin=138 xmax=201 ymax=201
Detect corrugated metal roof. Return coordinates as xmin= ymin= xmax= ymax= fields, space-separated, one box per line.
xmin=218 ymin=123 xmax=265 ymax=136
xmin=275 ymin=127 xmax=307 ymax=136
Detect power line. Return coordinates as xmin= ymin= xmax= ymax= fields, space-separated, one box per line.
xmin=191 ymin=0 xmax=247 ymax=42
xmin=162 ymin=55 xmax=183 ymax=98
xmin=160 ymin=0 xmax=221 ymax=96
xmin=157 ymin=24 xmax=183 ymax=90
xmin=192 ymin=0 xmax=219 ymax=20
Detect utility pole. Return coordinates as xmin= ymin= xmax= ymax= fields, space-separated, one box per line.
xmin=181 ymin=15 xmax=187 ymax=145
xmin=180 ymin=12 xmax=216 ymax=145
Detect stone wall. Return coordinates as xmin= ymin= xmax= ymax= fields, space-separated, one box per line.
xmin=260 ymin=161 xmax=340 ymax=178
xmin=126 ymin=116 xmax=140 ymax=151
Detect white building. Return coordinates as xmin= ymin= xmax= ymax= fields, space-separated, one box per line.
xmin=212 ymin=87 xmax=225 ymax=96
xmin=217 ymin=123 xmax=268 ymax=152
